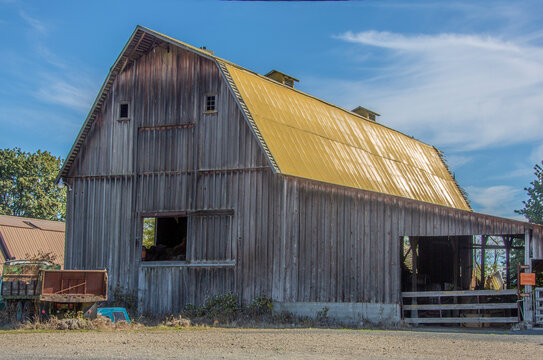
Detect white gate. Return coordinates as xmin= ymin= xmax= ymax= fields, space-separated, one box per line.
xmin=535 ymin=287 xmax=543 ymax=325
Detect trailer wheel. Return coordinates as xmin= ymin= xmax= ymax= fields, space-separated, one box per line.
xmin=7 ymin=301 xmax=17 ymax=323
xmin=23 ymin=301 xmax=35 ymax=322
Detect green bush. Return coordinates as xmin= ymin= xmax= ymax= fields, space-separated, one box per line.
xmin=247 ymin=297 xmax=273 ymax=316
xmin=182 ymin=292 xmax=241 ymax=321
xmin=204 ymin=292 xmax=240 ymax=319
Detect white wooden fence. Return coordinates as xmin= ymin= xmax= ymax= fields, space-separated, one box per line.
xmin=402 ymin=289 xmax=519 ymax=324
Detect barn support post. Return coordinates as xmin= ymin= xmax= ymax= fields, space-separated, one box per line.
xmin=524 ymin=230 xmax=533 ymax=324
xmin=452 ymin=237 xmax=459 ymax=290
xmin=505 ymin=236 xmax=511 ymax=289
xmin=480 ymin=235 xmax=487 ymax=289
xmin=411 ymin=237 xmax=418 ymax=320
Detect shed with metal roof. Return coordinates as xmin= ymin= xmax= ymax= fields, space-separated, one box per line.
xmin=0 ymin=215 xmax=65 ymax=273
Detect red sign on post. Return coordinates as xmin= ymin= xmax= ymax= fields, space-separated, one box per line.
xmin=520 ymin=272 xmax=536 ymax=286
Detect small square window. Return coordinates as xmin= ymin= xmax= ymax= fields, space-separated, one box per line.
xmin=205 ymin=95 xmax=216 ymax=112
xmin=119 ymin=103 xmax=129 ymax=119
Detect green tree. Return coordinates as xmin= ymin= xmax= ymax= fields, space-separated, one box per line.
xmin=515 ymin=161 xmax=543 ymax=225
xmin=0 ymin=148 xmax=66 ymax=221
xmin=142 ymin=217 xmax=156 ymax=248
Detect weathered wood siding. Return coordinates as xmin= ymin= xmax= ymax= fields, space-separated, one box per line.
xmin=65 ymin=44 xmax=272 ymax=313
xmin=268 ymin=177 xmax=543 ymax=306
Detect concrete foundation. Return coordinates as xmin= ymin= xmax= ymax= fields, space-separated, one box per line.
xmin=273 ymin=302 xmax=401 ymax=326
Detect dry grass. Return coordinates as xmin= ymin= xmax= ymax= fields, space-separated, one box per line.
xmin=20 ymin=315 xmax=138 ymax=331
xmin=0 ymin=306 xmax=362 ymax=332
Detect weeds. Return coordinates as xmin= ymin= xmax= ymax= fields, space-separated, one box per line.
xmin=110 ymin=286 xmax=137 ymax=316
xmin=246 ymin=297 xmax=273 ymax=316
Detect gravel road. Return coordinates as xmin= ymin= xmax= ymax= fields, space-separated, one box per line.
xmin=0 ymin=327 xmax=542 ymax=359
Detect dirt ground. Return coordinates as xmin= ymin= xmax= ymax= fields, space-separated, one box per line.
xmin=0 ymin=328 xmax=542 ymax=360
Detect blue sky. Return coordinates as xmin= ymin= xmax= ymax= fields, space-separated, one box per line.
xmin=1 ymin=0 xmax=542 ymax=220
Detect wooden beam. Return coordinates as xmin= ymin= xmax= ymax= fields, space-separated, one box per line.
xmin=402 ymin=289 xmax=517 ymax=297
xmin=404 ymin=317 xmax=518 ymax=324
xmin=403 ymin=303 xmax=518 ymax=311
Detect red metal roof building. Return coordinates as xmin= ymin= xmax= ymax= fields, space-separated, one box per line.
xmin=0 ymin=215 xmax=65 ymax=272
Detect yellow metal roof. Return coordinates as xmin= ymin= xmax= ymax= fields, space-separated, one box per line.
xmin=223 ymin=63 xmax=470 ymax=210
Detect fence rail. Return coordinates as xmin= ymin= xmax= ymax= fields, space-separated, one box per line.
xmin=401 ymin=289 xmax=519 ymax=325
xmin=535 ymin=287 xmax=543 ymax=325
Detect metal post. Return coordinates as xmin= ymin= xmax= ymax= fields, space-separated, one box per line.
xmin=505 ymin=236 xmax=510 ymax=289
xmin=481 ymin=235 xmax=487 ymax=290
xmin=524 ymin=230 xmax=533 ymax=325
xmin=411 ymin=237 xmax=418 ymax=321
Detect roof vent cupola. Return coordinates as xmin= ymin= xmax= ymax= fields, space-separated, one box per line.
xmin=265 ymin=70 xmax=299 ymax=88
xmin=351 ymin=106 xmax=380 ymax=122
xmin=199 ymin=46 xmax=214 ymax=55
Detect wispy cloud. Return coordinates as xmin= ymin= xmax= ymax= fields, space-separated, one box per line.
xmin=6 ymin=9 xmax=97 ymax=112
xmin=19 ymin=10 xmax=48 ymax=34
xmin=444 ymin=154 xmax=472 ymax=169
xmin=466 ymin=185 xmax=524 ymax=220
xmin=35 ymin=74 xmax=96 ymax=111
xmin=530 ymin=143 xmax=543 ymax=164
xmin=329 ymin=30 xmax=543 ymax=151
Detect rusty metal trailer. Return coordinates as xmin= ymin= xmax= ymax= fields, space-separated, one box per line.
xmin=1 ymin=261 xmax=108 ymax=322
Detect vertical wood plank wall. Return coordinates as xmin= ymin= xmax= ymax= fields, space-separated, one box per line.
xmin=275 ymin=177 xmax=542 ymax=306
xmin=64 ymin=43 xmax=543 ymax=315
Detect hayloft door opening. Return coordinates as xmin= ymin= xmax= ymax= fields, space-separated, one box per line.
xmin=142 ymin=216 xmax=187 ymax=261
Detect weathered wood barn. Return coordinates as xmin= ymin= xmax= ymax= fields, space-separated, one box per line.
xmin=58 ymin=26 xmax=543 ymax=325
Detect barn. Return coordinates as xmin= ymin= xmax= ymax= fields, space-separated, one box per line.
xmin=58 ymin=26 xmax=543 ymax=325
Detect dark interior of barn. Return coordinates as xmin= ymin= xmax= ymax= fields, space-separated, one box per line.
xmin=142 ymin=216 xmax=187 ymax=261
xmin=400 ymin=235 xmax=526 ymax=325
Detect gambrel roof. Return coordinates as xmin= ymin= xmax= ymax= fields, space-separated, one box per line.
xmin=59 ymin=26 xmax=471 ymax=211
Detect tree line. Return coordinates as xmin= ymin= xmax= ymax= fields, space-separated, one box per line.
xmin=0 ymin=148 xmax=66 ymax=221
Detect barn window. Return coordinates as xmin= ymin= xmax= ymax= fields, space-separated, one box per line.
xmin=205 ymin=95 xmax=216 ymax=113
xmin=119 ymin=102 xmax=129 ymax=120
xmin=141 ymin=216 xmax=187 ymax=261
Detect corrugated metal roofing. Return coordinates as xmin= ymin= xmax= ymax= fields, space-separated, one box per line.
xmin=223 ymin=63 xmax=470 ymax=210
xmin=0 ymin=215 xmax=65 ymax=268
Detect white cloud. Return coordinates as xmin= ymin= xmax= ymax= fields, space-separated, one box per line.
xmin=35 ymin=73 xmax=97 ymax=111
xmin=530 ymin=143 xmax=543 ymax=164
xmin=19 ymin=11 xmax=47 ymax=34
xmin=466 ymin=185 xmax=524 ymax=220
xmin=326 ymin=30 xmax=543 ymax=151
xmin=444 ymin=154 xmax=472 ymax=169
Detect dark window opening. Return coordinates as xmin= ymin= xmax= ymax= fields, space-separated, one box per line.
xmin=284 ymin=78 xmax=294 ymax=88
xmin=119 ymin=103 xmax=129 ymax=119
xmin=142 ymin=216 xmax=187 ymax=261
xmin=205 ymin=95 xmax=216 ymax=112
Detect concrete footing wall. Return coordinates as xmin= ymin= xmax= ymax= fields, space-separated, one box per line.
xmin=273 ymin=302 xmax=401 ymax=326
